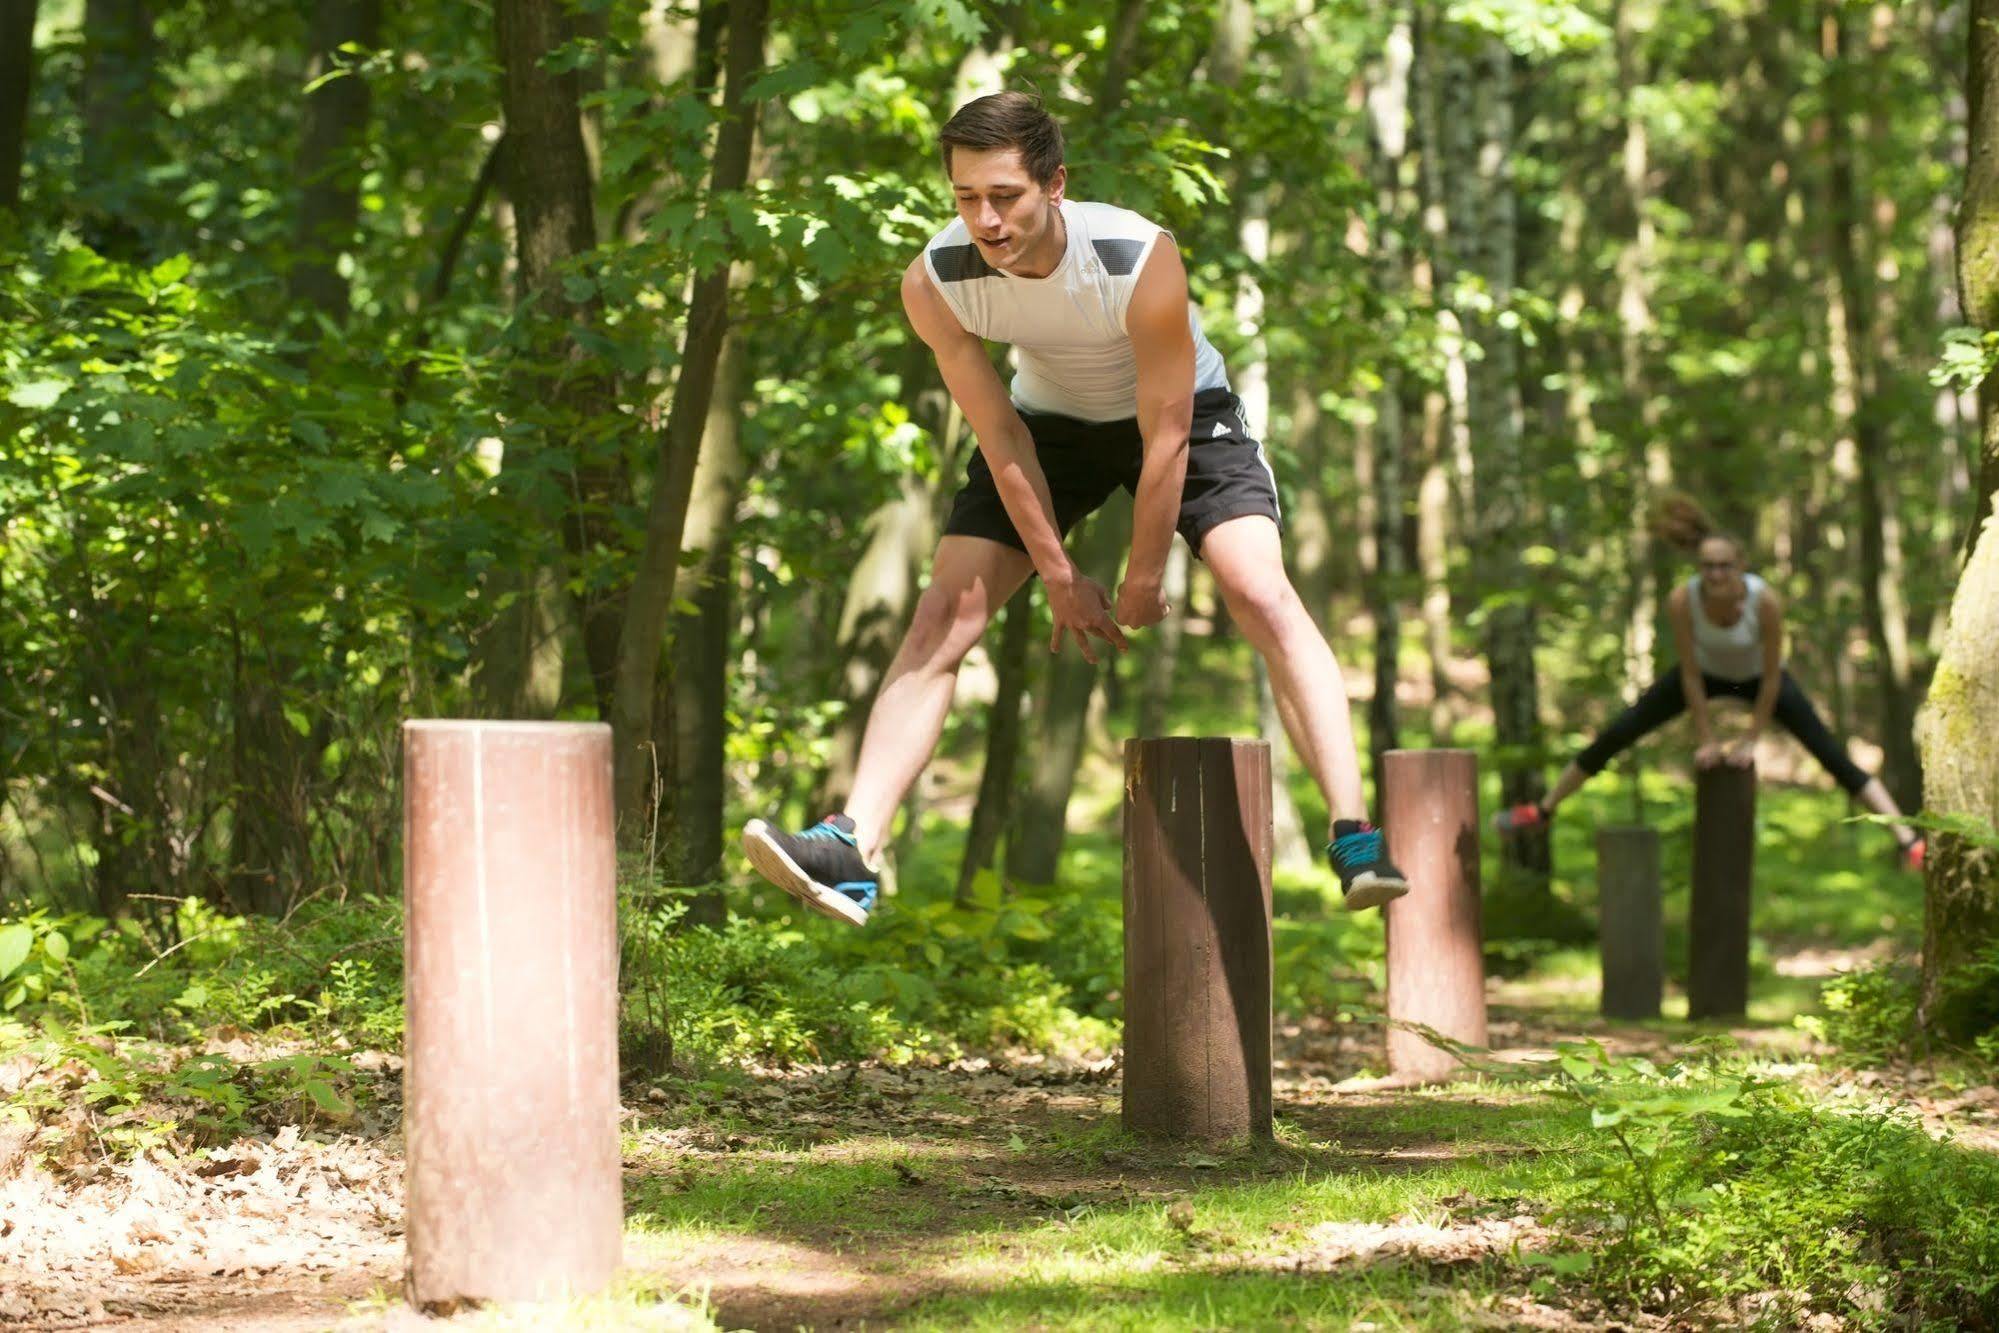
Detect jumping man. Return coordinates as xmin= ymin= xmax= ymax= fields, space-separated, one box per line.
xmin=743 ymin=92 xmax=1410 ymax=924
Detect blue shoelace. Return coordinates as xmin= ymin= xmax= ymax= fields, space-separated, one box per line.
xmin=797 ymin=820 xmax=858 ymax=848
xmin=1329 ymin=828 xmax=1383 ymax=871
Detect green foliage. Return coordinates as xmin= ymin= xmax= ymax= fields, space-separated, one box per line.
xmin=622 ymin=871 xmax=1122 ymax=1071
xmin=1547 ymin=1041 xmax=1999 ymax=1327
xmin=1803 ymin=942 xmax=1999 ymax=1066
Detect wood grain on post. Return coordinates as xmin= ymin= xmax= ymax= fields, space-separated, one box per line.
xmin=403 ymin=721 xmax=621 ymax=1310
xmin=1382 ymin=749 xmax=1487 ymax=1083
xmin=1688 ymin=762 xmax=1756 ymax=1020
xmin=1121 ymin=737 xmax=1274 ymax=1142
xmin=1596 ymin=826 xmax=1664 ymax=1020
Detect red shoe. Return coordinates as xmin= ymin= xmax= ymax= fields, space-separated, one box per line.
xmin=1494 ymin=802 xmax=1548 ymax=835
xmin=1903 ymin=838 xmax=1926 ymax=872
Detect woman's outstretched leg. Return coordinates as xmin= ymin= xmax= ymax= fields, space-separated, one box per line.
xmin=1771 ymin=673 xmax=1922 ymax=862
xmin=1496 ymin=674 xmax=1688 ymax=833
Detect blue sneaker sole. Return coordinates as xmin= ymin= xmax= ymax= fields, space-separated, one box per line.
xmin=742 ymin=820 xmax=870 ymax=927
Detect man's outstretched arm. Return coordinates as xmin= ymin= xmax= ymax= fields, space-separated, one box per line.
xmin=901 ymin=258 xmax=1126 ymax=661
xmin=1120 ymin=239 xmax=1197 ymax=629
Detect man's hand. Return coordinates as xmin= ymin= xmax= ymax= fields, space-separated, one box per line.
xmin=1114 ymin=576 xmax=1169 ymax=630
xmin=1726 ymin=737 xmax=1756 ymax=768
xmin=1694 ymin=741 xmax=1727 ymax=769
xmin=1047 ymin=570 xmax=1128 ymax=665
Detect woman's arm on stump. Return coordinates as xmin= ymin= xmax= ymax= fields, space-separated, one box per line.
xmin=1668 ymin=586 xmax=1721 ymax=767
xmin=1740 ymin=588 xmax=1786 ymax=765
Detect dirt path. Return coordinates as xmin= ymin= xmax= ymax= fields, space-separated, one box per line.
xmin=4 ymin=999 xmax=1990 ymax=1331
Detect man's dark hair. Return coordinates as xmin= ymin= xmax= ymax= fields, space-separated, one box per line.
xmin=938 ymin=92 xmax=1064 ymax=184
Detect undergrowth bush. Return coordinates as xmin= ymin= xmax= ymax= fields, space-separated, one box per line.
xmin=621 ymin=872 xmax=1121 ymax=1072
xmin=1803 ymin=941 xmax=1999 ymax=1066
xmin=1 ymin=895 xmax=401 ymax=1158
xmin=1546 ymin=1040 xmax=1999 ymax=1328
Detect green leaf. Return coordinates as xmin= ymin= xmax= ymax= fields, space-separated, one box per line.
xmin=0 ymin=924 xmax=31 ymax=979
xmin=8 ymin=379 xmax=70 ymax=409
xmin=3 ymin=983 xmax=24 ymax=1010
xmin=305 ymin=1079 xmax=353 ymax=1118
xmin=41 ymin=930 xmax=68 ymax=963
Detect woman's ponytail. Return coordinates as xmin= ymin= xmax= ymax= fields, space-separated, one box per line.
xmin=1650 ymin=491 xmax=1715 ymax=556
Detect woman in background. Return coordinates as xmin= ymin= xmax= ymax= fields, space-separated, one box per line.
xmin=1496 ymin=494 xmax=1923 ymax=868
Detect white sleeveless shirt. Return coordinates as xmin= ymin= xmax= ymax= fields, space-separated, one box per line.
xmin=1688 ymin=573 xmax=1770 ymax=682
xmin=922 ymin=199 xmax=1231 ymax=422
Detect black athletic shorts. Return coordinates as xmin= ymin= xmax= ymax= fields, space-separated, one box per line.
xmin=942 ymin=387 xmax=1283 ymax=559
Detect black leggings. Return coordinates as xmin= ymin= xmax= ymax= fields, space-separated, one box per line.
xmin=1575 ymin=669 xmax=1872 ymax=795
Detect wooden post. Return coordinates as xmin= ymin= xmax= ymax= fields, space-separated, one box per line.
xmin=1382 ymin=749 xmax=1487 ymax=1083
xmin=402 ymin=721 xmax=621 ymax=1310
xmin=1121 ymin=737 xmax=1273 ymax=1141
xmin=1596 ymin=826 xmax=1663 ymax=1020
xmin=1688 ymin=762 xmax=1756 ymax=1019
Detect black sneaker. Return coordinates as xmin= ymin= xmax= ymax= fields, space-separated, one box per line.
xmin=1328 ymin=819 xmax=1410 ymax=911
xmin=742 ymin=813 xmax=878 ymax=927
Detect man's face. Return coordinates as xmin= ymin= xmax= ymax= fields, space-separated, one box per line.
xmin=949 ymin=146 xmax=1065 ymax=273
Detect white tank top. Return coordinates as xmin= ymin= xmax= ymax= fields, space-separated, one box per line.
xmin=921 ymin=200 xmax=1230 ymax=422
xmin=1688 ymin=572 xmax=1769 ymax=682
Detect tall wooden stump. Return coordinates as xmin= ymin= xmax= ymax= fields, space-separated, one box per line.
xmin=402 ymin=721 xmax=621 ymax=1309
xmin=1597 ymin=826 xmax=1663 ymax=1020
xmin=1381 ymin=749 xmax=1487 ymax=1083
xmin=1122 ymin=737 xmax=1273 ymax=1141
xmin=1688 ymin=762 xmax=1756 ymax=1020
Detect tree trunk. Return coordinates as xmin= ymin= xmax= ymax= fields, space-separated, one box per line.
xmin=1363 ymin=5 xmax=1413 ymax=795
xmin=227 ymin=0 xmax=382 ymax=915
xmin=1210 ymin=0 xmax=1309 ymax=862
xmin=495 ymin=0 xmax=627 ymax=724
xmin=1451 ymin=31 xmax=1549 ymax=879
xmin=288 ymin=0 xmax=382 ymax=318
xmin=1135 ymin=543 xmax=1190 ymax=740
xmin=956 ymin=587 xmax=1034 ymax=903
xmin=817 ymin=347 xmax=954 ymax=813
xmin=1412 ymin=1 xmax=1462 ymax=744
xmin=656 ymin=334 xmax=746 ymax=927
xmin=1008 ymin=499 xmax=1130 ymax=885
xmin=1917 ymin=0 xmax=1999 ymax=1039
xmin=1824 ymin=5 xmax=1922 ymax=809
xmin=1613 ymin=0 xmax=1674 ymax=694
xmin=609 ymin=0 xmax=769 ymax=831
xmin=78 ymin=0 xmax=158 ymax=257
xmin=0 ymin=0 xmax=37 ymax=212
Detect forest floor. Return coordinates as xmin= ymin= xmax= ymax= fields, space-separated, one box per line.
xmin=6 ymin=945 xmax=1994 ymax=1332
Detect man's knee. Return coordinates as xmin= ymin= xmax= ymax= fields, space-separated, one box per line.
xmin=1217 ymin=568 xmax=1303 ymax=640
xmin=903 ymin=580 xmax=996 ymax=667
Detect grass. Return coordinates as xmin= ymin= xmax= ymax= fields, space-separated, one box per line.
xmin=618 ymin=1089 xmax=1596 ymax=1331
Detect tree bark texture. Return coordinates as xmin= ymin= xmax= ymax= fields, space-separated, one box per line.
xmin=609 ymin=0 xmax=769 ymax=830
xmin=1918 ymin=0 xmax=1999 ymax=1039
xmin=496 ymin=0 xmax=627 ymax=725
xmin=957 ymin=587 xmax=1034 ymax=903
xmin=0 ymin=0 xmax=38 ymax=212
xmin=287 ymin=0 xmax=383 ymax=320
xmin=79 ymin=0 xmax=159 ymax=256
xmin=656 ymin=334 xmax=747 ymax=925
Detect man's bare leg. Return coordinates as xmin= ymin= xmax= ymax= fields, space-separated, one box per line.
xmin=843 ymin=535 xmax=1036 ymax=863
xmin=1199 ymin=515 xmax=1368 ymax=833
